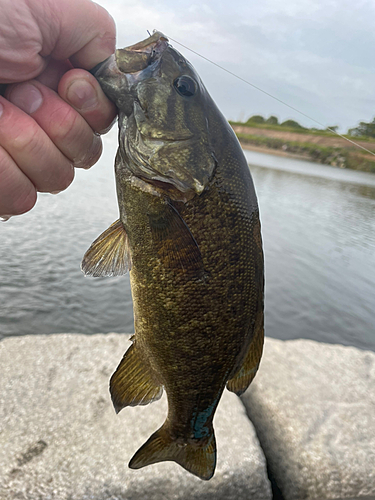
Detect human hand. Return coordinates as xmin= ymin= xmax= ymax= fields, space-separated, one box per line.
xmin=0 ymin=0 xmax=117 ymax=219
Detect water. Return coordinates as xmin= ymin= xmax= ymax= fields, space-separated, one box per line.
xmin=1 ymin=129 xmax=374 ymax=351
xmin=243 ymin=150 xmax=375 ymax=352
xmin=0 ymin=130 xmax=133 ymax=338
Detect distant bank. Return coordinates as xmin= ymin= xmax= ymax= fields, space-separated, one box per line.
xmin=231 ymin=123 xmax=375 ymax=173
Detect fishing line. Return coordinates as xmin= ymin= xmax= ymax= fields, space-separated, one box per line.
xmin=167 ymin=35 xmax=375 ymax=158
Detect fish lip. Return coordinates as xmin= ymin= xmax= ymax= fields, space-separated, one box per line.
xmin=89 ymin=56 xmax=112 ymax=77
xmin=115 ymin=31 xmax=169 ymax=74
xmin=124 ymin=30 xmax=168 ymax=53
xmin=89 ymin=54 xmax=123 ymax=81
xmin=89 ymin=54 xmax=119 ymax=78
xmin=90 ymin=31 xmax=169 ymax=82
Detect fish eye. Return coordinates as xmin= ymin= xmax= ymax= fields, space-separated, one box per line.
xmin=173 ymin=75 xmax=197 ymax=97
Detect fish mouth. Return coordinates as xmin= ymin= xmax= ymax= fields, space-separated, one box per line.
xmin=90 ymin=31 xmax=169 ymax=91
xmin=89 ymin=31 xmax=170 ymax=116
xmin=90 ymin=31 xmax=169 ymax=77
xmin=115 ymin=31 xmax=169 ymax=74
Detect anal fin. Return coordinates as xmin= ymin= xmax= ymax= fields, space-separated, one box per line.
xmin=226 ymin=311 xmax=264 ymax=396
xmin=81 ymin=219 xmax=131 ymax=277
xmin=110 ymin=342 xmax=163 ymax=413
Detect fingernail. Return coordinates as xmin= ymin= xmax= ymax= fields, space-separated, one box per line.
xmin=9 ymin=83 xmax=43 ymax=114
xmin=50 ymin=191 xmax=62 ymax=195
xmin=0 ymin=215 xmax=12 ymax=222
xmin=0 ymin=101 xmax=3 ymax=118
xmin=66 ymin=79 xmax=98 ymax=110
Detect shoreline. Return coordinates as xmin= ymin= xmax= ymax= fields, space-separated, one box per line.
xmin=239 ymin=142 xmax=313 ymax=162
xmin=233 ymin=123 xmax=375 ymax=173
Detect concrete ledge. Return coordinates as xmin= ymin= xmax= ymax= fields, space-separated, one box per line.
xmin=0 ymin=333 xmax=271 ymax=500
xmin=241 ymin=338 xmax=375 ymax=500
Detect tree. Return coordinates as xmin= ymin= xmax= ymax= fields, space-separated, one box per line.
xmin=266 ymin=115 xmax=279 ymax=125
xmin=246 ymin=115 xmax=265 ymax=124
xmin=280 ymin=119 xmax=305 ymax=129
xmin=326 ymin=125 xmax=339 ymax=133
xmin=348 ymin=118 xmax=375 ymax=138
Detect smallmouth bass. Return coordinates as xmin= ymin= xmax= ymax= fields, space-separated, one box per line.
xmin=82 ymin=31 xmax=264 ymax=480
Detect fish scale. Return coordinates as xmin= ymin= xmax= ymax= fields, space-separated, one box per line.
xmin=82 ymin=31 xmax=264 ymax=480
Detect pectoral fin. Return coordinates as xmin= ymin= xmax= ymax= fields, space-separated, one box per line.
xmin=148 ymin=201 xmax=206 ymax=279
xmin=81 ymin=219 xmax=131 ymax=277
xmin=226 ymin=311 xmax=264 ymax=395
xmin=110 ymin=342 xmax=163 ymax=413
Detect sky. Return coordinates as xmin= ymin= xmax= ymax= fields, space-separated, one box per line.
xmin=95 ymin=0 xmax=375 ymax=132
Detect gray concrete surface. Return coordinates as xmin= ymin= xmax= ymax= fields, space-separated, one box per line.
xmin=242 ymin=337 xmax=375 ymax=500
xmin=0 ymin=333 xmax=272 ymax=500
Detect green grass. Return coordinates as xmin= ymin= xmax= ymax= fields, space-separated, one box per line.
xmin=230 ymin=121 xmax=335 ymax=136
xmin=236 ymin=132 xmax=375 ymax=173
xmin=230 ymin=121 xmax=375 ymax=142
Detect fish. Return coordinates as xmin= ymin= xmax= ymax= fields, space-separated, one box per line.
xmin=82 ymin=31 xmax=264 ymax=481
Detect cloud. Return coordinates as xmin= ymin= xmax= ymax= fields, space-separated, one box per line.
xmin=95 ymin=0 xmax=375 ymax=130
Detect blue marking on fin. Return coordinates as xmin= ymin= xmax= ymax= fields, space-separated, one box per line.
xmin=191 ymin=400 xmax=217 ymax=439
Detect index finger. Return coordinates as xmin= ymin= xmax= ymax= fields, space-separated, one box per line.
xmin=36 ymin=0 xmax=116 ymax=69
xmin=56 ymin=0 xmax=116 ymax=69
xmin=0 ymin=0 xmax=116 ymax=85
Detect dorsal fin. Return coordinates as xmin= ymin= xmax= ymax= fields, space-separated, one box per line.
xmin=81 ymin=219 xmax=131 ymax=277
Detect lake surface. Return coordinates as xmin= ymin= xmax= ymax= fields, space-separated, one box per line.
xmin=1 ymin=129 xmax=374 ymax=351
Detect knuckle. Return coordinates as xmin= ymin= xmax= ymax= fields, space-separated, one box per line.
xmin=10 ymin=120 xmax=42 ymax=155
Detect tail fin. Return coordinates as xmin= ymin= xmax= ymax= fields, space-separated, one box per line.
xmin=129 ymin=424 xmax=216 ymax=480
